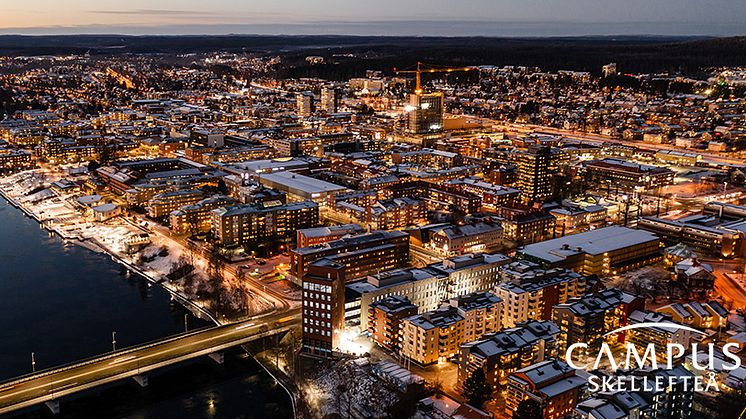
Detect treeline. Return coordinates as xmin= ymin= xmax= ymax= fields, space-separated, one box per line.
xmin=278 ymin=36 xmax=746 ymax=79
xmin=1 ymin=35 xmax=745 ymax=76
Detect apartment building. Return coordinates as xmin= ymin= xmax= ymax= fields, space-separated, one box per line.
xmin=429 ymin=222 xmax=503 ymax=256
xmin=399 ymin=292 xmax=501 ymax=365
xmin=368 ymin=295 xmax=418 ymax=352
xmin=147 ymin=189 xmax=204 ymax=219
xmin=445 ymin=177 xmax=521 ymax=208
xmin=332 ymin=196 xmax=427 ymax=230
xmin=291 ymin=230 xmax=410 ymax=281
xmin=458 ymin=320 xmax=560 ymax=391
xmin=211 ymin=201 xmax=319 ymax=247
xmin=0 ymin=148 xmax=33 ymax=173
xmin=552 ymin=288 xmax=643 ymax=355
xmin=656 ymin=300 xmax=728 ymax=331
xmin=505 ymin=360 xmax=586 ymax=419
xmin=500 ymin=210 xmax=556 ymax=245
xmin=495 ymin=261 xmax=588 ymax=328
xmin=169 ymin=195 xmax=236 ymax=235
xmin=626 ymin=311 xmax=692 ymax=358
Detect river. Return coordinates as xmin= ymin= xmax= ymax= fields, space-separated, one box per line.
xmin=0 ymin=196 xmax=292 ymax=418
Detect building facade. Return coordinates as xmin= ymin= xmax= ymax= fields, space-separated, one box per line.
xmin=211 ymin=201 xmax=319 ymax=247
xmin=301 ymin=259 xmax=346 ymax=357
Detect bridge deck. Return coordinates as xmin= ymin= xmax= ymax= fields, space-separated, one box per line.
xmin=0 ymin=310 xmax=299 ymax=415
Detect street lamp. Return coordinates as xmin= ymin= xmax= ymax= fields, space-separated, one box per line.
xmin=112 ymin=331 xmax=117 ymax=352
xmin=31 ymin=352 xmax=36 ymax=373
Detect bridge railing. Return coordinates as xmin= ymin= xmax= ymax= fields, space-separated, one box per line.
xmin=0 ymin=324 xmax=215 ymax=388
xmin=0 ymin=324 xmax=296 ymax=411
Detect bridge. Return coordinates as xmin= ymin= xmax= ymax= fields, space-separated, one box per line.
xmin=0 ymin=309 xmax=300 ymax=415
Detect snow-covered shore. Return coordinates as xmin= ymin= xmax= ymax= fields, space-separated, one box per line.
xmin=0 ymin=170 xmax=221 ymax=323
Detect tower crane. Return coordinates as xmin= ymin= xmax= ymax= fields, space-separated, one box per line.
xmin=393 ymin=62 xmax=476 ymax=94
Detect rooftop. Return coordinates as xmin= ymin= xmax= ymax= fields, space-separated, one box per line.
xmin=260 ymin=171 xmax=346 ymax=194
xmin=521 ymin=226 xmax=659 ymax=263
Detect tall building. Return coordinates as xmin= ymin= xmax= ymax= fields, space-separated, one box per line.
xmin=211 ymin=201 xmax=319 ymax=248
xmin=301 ymin=258 xmax=346 ymax=357
xmin=514 ymin=146 xmax=553 ymax=204
xmin=320 ymin=86 xmax=339 ymax=114
xmin=296 ymin=92 xmax=315 ymax=117
xmin=406 ymin=92 xmax=444 ymax=134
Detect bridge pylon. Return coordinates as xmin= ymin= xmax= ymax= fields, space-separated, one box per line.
xmin=132 ymin=374 xmax=149 ymax=387
xmin=45 ymin=400 xmax=60 ymax=415
xmin=208 ymin=352 xmax=225 ymax=364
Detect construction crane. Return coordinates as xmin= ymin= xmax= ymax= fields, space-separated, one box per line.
xmin=393 ymin=62 xmax=476 ymax=94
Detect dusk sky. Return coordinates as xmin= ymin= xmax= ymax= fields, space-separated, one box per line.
xmin=2 ymin=0 xmax=746 ymax=36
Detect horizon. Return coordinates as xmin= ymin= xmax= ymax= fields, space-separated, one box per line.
xmin=0 ymin=20 xmax=745 ymax=38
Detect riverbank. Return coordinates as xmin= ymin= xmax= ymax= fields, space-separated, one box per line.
xmin=0 ymin=172 xmax=294 ymax=418
xmin=0 ymin=182 xmax=219 ymax=325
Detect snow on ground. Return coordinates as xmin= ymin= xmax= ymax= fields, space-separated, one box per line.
xmin=304 ymin=358 xmax=398 ymax=419
xmin=267 ymin=279 xmax=302 ymax=301
xmin=605 ymin=265 xmax=670 ymax=299
xmin=0 ymin=169 xmax=273 ymax=320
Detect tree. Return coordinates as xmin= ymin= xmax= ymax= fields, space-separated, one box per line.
xmin=515 ymin=398 xmax=543 ymax=419
xmin=385 ymin=383 xmax=426 ymax=419
xmin=216 ymin=179 xmax=229 ymax=194
xmin=462 ymin=368 xmax=492 ymax=408
xmin=87 ymin=160 xmax=101 ymax=173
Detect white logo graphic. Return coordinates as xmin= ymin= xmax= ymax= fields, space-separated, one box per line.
xmin=566 ymin=323 xmax=740 ymax=393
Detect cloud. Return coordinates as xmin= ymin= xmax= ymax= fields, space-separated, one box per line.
xmin=90 ymin=9 xmax=215 ymax=16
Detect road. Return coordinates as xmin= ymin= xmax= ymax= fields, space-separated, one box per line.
xmin=142 ymin=221 xmax=292 ymax=314
xmin=488 ymin=121 xmax=744 ymax=166
xmin=410 ymin=244 xmax=443 ymax=267
xmin=704 ymin=258 xmax=746 ymax=308
xmin=0 ymin=310 xmax=300 ymax=415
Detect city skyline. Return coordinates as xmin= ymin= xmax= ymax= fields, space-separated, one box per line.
xmin=2 ymin=0 xmax=746 ymax=36
xmin=1 ymin=4 xmax=746 ymax=416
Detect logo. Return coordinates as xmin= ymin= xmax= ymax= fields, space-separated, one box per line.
xmin=564 ymin=322 xmax=741 ymax=393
